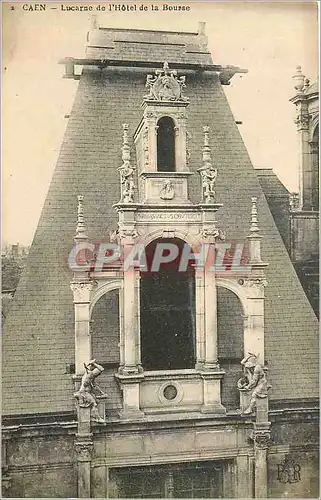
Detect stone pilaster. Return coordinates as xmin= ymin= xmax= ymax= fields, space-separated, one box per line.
xmin=75 ymin=436 xmax=93 ymax=498
xmin=70 ymin=281 xmax=94 ymax=375
xmin=253 ymin=428 xmax=270 ymax=499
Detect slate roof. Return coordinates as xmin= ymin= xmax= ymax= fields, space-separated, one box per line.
xmin=256 ymin=168 xmax=290 ymax=198
xmin=3 ymin=26 xmax=318 ymax=416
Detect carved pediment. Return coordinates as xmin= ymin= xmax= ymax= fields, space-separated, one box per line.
xmin=144 ymin=62 xmax=189 ymax=102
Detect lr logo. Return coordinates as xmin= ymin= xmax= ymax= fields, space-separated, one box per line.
xmin=277 ymin=459 xmax=301 ymax=484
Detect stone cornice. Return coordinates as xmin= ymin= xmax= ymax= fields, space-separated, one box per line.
xmin=59 ymin=57 xmax=248 ymax=84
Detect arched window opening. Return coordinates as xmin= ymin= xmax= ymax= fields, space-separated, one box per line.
xmin=217 ymin=287 xmax=244 ymax=411
xmin=157 ymin=116 xmax=176 ymax=172
xmin=91 ymin=290 xmax=122 ymax=411
xmin=140 ymin=238 xmax=195 ymax=370
xmin=311 ymin=124 xmax=319 ymax=211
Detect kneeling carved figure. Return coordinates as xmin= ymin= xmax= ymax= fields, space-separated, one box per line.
xmin=237 ymin=353 xmax=271 ymax=414
xmin=74 ymin=359 xmax=106 ymax=423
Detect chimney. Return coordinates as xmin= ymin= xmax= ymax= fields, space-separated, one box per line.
xmin=198 ymin=22 xmax=206 ymax=35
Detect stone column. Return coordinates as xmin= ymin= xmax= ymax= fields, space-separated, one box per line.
xmin=143 ymin=110 xmax=157 ymax=172
xmin=204 ymin=242 xmax=219 ymax=369
xmin=75 ymin=438 xmax=93 ymax=498
xmin=175 ymin=109 xmax=188 ymax=172
xmin=70 ymin=281 xmax=93 ymax=375
xmin=195 ymin=268 xmax=205 ymax=369
xmin=122 ymin=249 xmax=140 ymax=373
xmin=118 ymin=282 xmax=125 ymax=371
xmin=254 ymin=431 xmax=270 ymax=498
xmin=116 ymin=231 xmax=143 ymax=418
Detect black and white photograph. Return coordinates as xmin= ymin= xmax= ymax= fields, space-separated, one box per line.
xmin=2 ymin=1 xmax=319 ymax=498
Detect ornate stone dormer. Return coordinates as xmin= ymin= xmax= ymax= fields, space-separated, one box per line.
xmin=134 ymin=62 xmax=192 ymax=205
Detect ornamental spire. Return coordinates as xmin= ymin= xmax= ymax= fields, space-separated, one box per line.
xmin=247 ymin=196 xmax=264 ymax=264
xmin=202 ymin=126 xmax=211 ymax=164
xmin=250 ymin=196 xmax=260 ymax=234
xmin=292 ymin=65 xmax=305 ymax=93
xmin=74 ymin=195 xmax=88 ymax=242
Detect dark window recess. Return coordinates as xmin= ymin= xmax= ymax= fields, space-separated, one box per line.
xmin=112 ymin=462 xmax=224 ymax=499
xmin=140 ymin=238 xmax=196 ymax=371
xmin=157 ymin=116 xmax=176 ymax=172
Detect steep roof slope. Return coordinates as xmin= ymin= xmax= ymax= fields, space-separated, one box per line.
xmin=3 ymin=27 xmax=318 ymax=416
xmin=256 ymin=168 xmax=290 ymax=198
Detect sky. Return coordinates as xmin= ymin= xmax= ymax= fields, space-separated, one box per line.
xmin=2 ymin=1 xmax=319 ymax=246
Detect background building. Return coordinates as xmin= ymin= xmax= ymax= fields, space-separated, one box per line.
xmin=290 ymin=68 xmax=319 ymax=317
xmin=2 ymin=23 xmax=319 ymax=499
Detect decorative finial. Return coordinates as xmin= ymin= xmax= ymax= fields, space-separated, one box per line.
xmin=304 ymin=77 xmax=310 ymax=90
xmin=198 ymin=126 xmax=217 ymax=204
xmin=121 ymin=123 xmax=130 ymax=163
xmin=75 ymin=195 xmax=88 ymax=240
xmin=250 ymin=196 xmax=260 ymax=233
xmin=203 ymin=125 xmax=210 ymax=151
xmin=144 ymin=62 xmax=189 ymax=102
xmin=118 ymin=124 xmax=135 ymax=203
xmin=292 ymin=65 xmax=305 ymax=92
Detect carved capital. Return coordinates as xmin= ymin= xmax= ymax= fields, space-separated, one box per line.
xmin=145 ymin=111 xmax=157 ymax=119
xmin=200 ymin=226 xmax=221 ymax=239
xmin=75 ymin=440 xmax=93 ymax=461
xmin=242 ymin=278 xmax=267 ymax=297
xmin=70 ymin=281 xmax=93 ymax=302
xmin=294 ymin=114 xmax=309 ymax=130
xmin=254 ymin=431 xmax=271 ymax=449
xmin=118 ymin=228 xmax=138 ymax=240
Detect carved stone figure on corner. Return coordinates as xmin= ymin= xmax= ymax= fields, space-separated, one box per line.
xmin=74 ymin=359 xmax=106 ymax=423
xmin=237 ymin=353 xmax=271 ymax=414
xmin=199 ymin=165 xmax=217 ymax=203
xmin=119 ymin=161 xmax=135 ymax=203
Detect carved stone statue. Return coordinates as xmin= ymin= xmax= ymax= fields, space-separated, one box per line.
xmin=199 ymin=165 xmax=217 ymax=203
xmin=119 ymin=161 xmax=135 ymax=203
xmin=118 ymin=123 xmax=135 ymax=203
xmin=159 ymin=180 xmax=175 ymax=200
xmin=237 ymin=353 xmax=271 ymax=414
xmin=144 ymin=61 xmax=188 ymax=102
xmin=74 ymin=359 xmax=106 ymax=423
